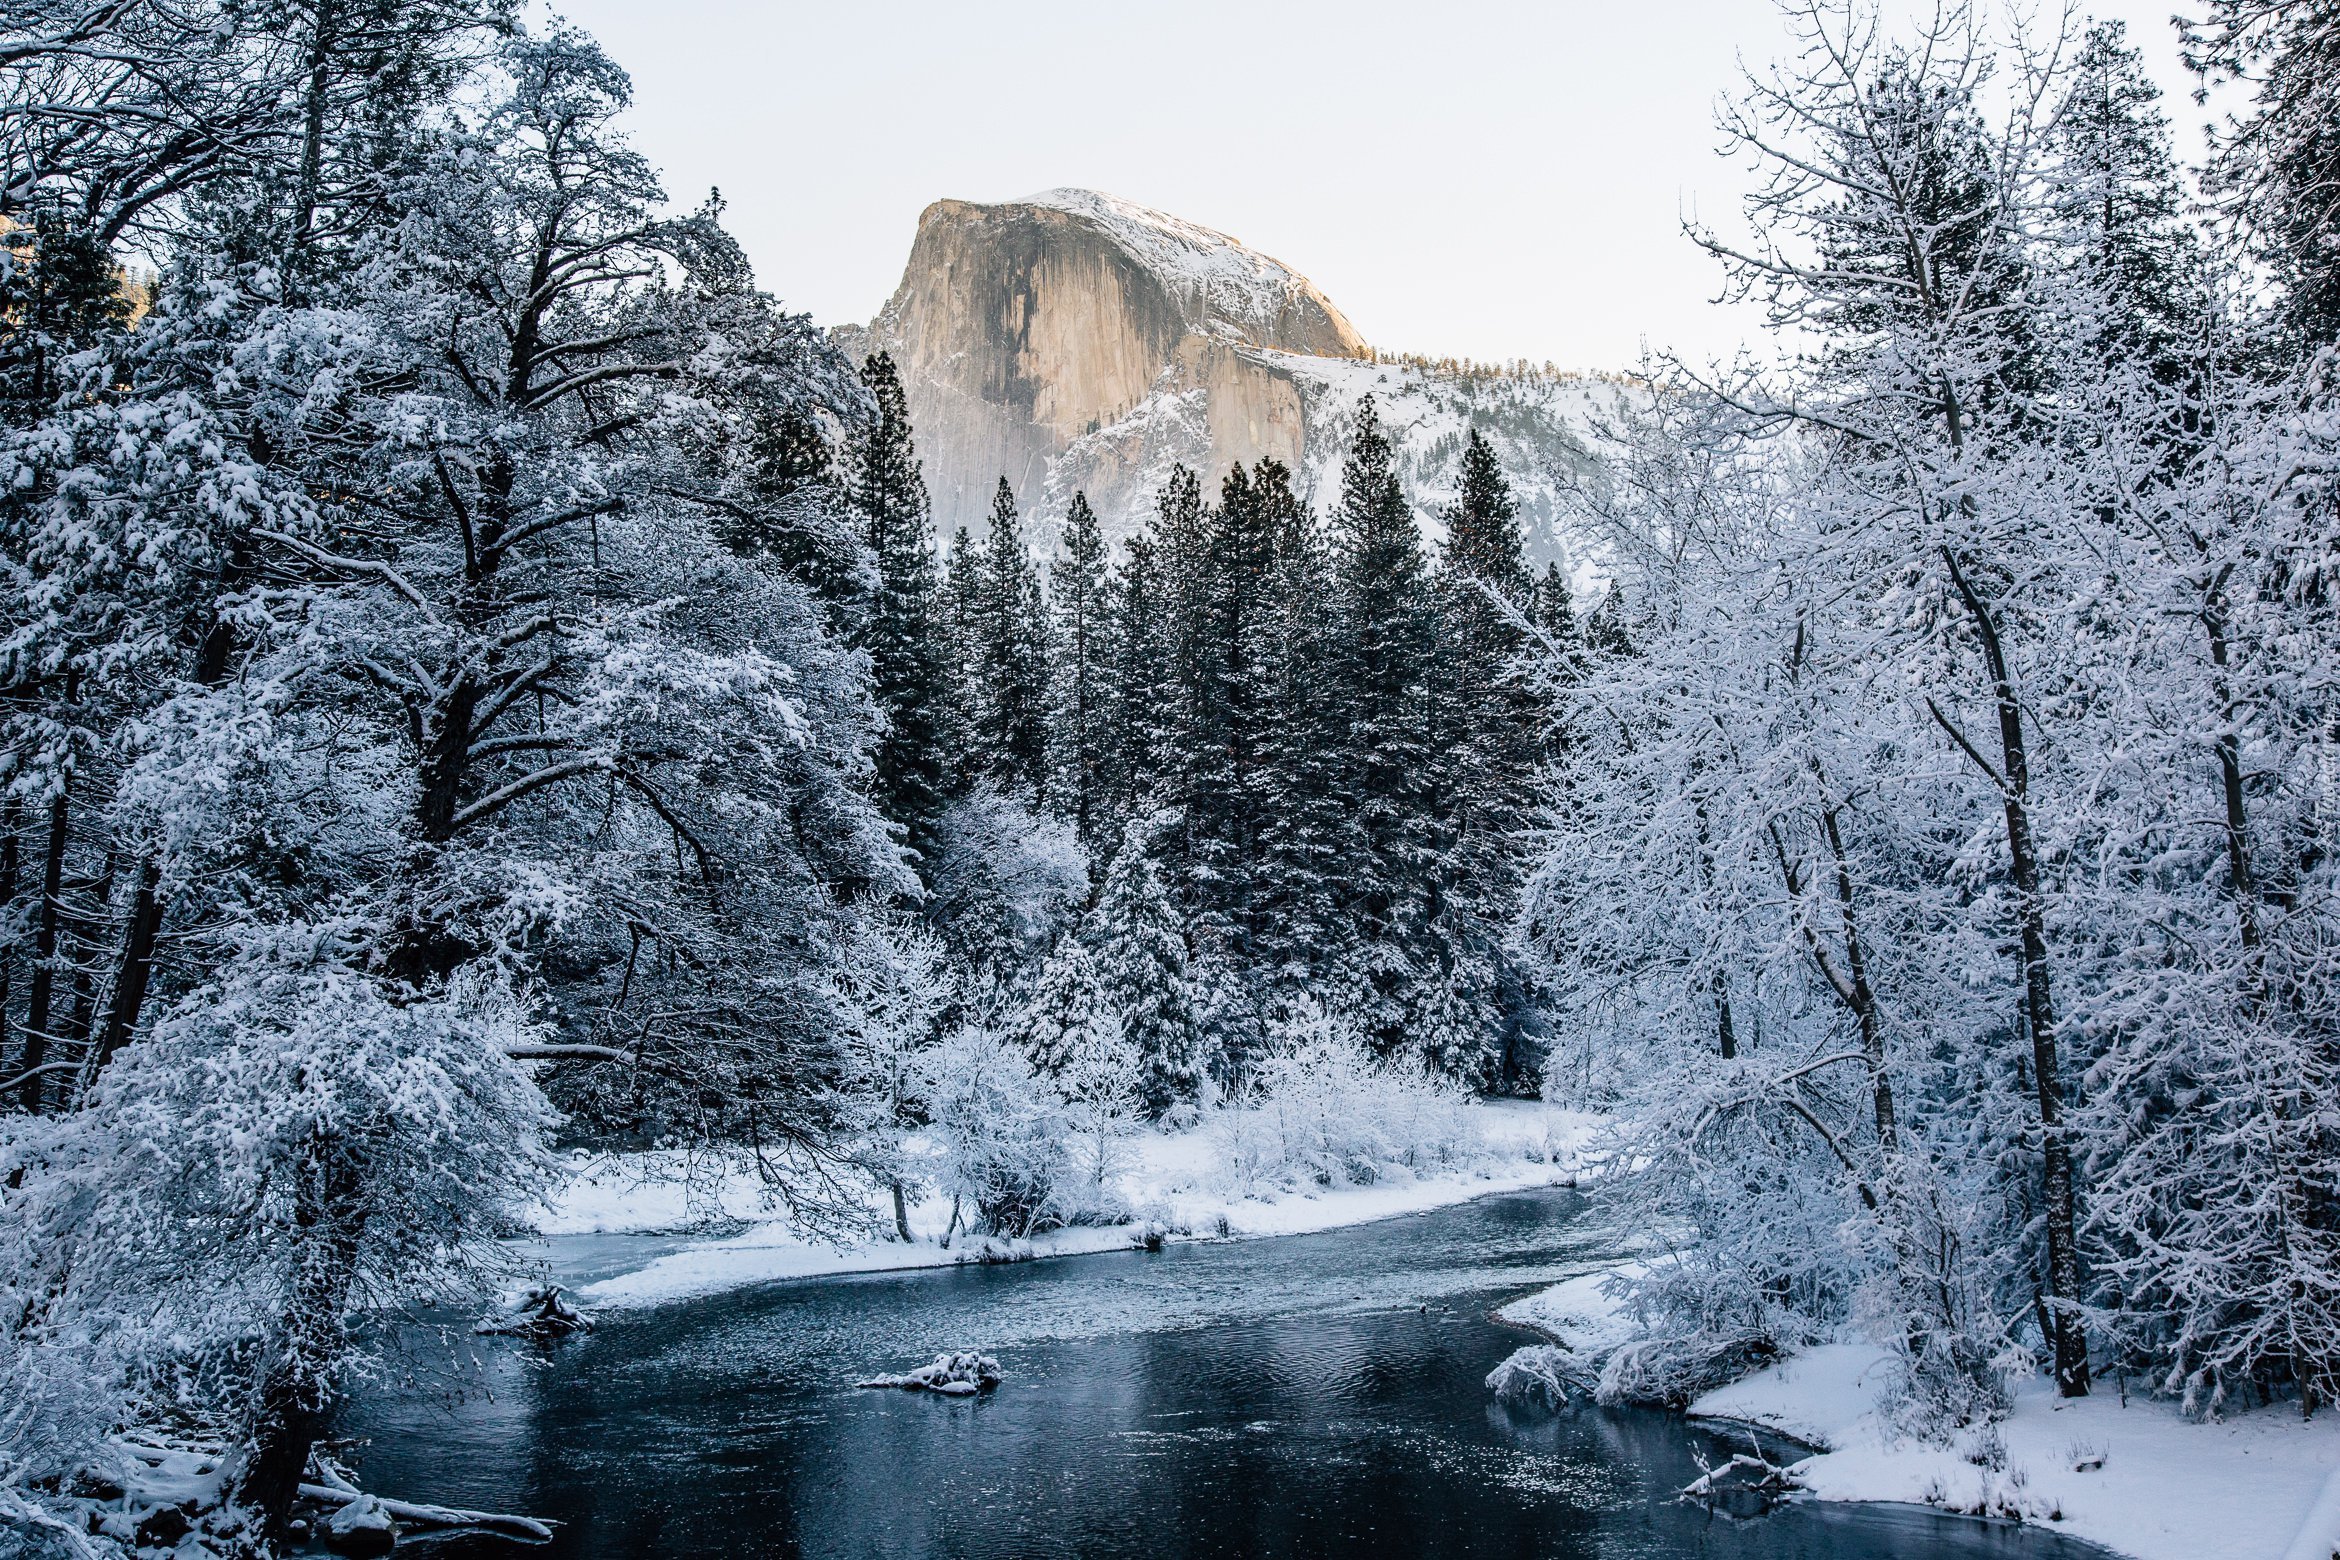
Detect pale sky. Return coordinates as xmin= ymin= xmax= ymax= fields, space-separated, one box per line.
xmin=549 ymin=0 xmax=2216 ymax=372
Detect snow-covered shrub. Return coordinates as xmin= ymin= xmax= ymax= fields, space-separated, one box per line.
xmin=1203 ymin=1003 xmax=1480 ymax=1195
xmin=917 ymin=1021 xmax=1072 ymax=1239
xmin=1044 ymin=971 xmax=1141 ymax=1226
xmin=1486 ymin=1344 xmax=1579 ymax=1412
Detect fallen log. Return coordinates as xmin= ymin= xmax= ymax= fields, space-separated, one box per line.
xmin=296 ymin=1482 xmax=554 ymax=1542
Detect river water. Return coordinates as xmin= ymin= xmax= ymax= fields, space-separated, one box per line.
xmin=341 ymin=1188 xmax=2104 ymax=1558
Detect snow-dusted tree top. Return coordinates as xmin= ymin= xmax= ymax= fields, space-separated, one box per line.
xmin=1018 ymin=187 xmax=1364 ymax=351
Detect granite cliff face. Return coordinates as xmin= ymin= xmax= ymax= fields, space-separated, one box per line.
xmin=841 ymin=189 xmax=1606 ymax=561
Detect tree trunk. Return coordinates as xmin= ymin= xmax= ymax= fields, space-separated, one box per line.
xmin=891 ymin=1179 xmax=912 ymax=1243
xmin=84 ymin=544 xmax=256 ymax=1092
xmin=288 ymin=0 xmax=341 ymax=256
xmin=89 ymin=860 xmax=163 ymax=1083
xmin=1712 ymin=971 xmax=1737 ymax=1060
xmin=0 ymin=811 xmax=17 ymax=1089
xmin=1819 ymin=803 xmax=1895 ymax=1150
xmin=2201 ymin=592 xmax=2262 ymax=968
xmin=1943 ymin=547 xmax=2088 ymax=1397
xmin=237 ymin=1130 xmax=369 ymax=1540
xmin=19 ymin=792 xmax=66 ymax=1112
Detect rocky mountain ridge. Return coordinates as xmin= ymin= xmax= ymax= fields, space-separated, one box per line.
xmin=836 ymin=189 xmax=1613 ymax=563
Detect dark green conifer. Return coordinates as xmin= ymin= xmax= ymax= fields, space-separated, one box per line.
xmin=847 ymin=352 xmax=950 ymax=879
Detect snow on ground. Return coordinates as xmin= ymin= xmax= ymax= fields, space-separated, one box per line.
xmin=545 ymin=1100 xmax=1600 ymax=1309
xmin=1701 ymin=1346 xmax=2340 ymax=1560
xmin=1499 ymin=1266 xmax=2340 ymax=1560
xmin=1496 ymin=1263 xmax=1645 ymax=1360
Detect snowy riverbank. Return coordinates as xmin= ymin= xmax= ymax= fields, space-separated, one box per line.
xmin=1499 ymin=1269 xmax=2340 ymax=1560
xmin=540 ymin=1099 xmax=1600 ymax=1308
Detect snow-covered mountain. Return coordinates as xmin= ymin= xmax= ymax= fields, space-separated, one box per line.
xmin=836 ymin=190 xmax=1619 ymax=564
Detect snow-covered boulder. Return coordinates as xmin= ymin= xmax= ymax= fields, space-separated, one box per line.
xmin=323 ymin=1493 xmax=397 ymax=1556
xmin=856 ymin=1351 xmax=1004 ymax=1395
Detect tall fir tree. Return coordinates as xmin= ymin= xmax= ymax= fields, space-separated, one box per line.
xmin=974 ymin=478 xmax=1053 ymax=801
xmin=1013 ymin=936 xmax=1120 ymax=1080
xmin=1253 ymin=476 xmax=1353 ymax=1001
xmin=1106 ymin=529 xmax=1174 ymax=820
xmin=938 ymin=520 xmax=983 ymax=783
xmin=718 ymin=404 xmax=872 ymax=635
xmin=2186 ymin=0 xmax=2340 ymax=348
xmin=1427 ymin=429 xmax=1543 ymax=1087
xmin=2045 ymin=21 xmax=2203 ymax=387
xmin=847 ymin=352 xmax=950 ymax=878
xmin=1050 ymin=491 xmax=1116 ymax=856
xmin=1327 ymin=396 xmax=1440 ymax=1055
xmin=1182 ymin=461 xmax=1284 ymax=960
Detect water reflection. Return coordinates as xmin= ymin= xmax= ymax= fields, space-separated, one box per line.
xmin=344 ymin=1191 xmax=2106 ymax=1559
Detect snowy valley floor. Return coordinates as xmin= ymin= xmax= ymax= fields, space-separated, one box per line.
xmin=1502 ymin=1270 xmax=2340 ymax=1560
xmin=535 ymin=1099 xmax=1599 ymax=1308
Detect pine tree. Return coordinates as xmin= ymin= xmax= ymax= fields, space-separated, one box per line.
xmin=2045 ymin=21 xmax=2203 ymax=385
xmin=1533 ymin=561 xmax=1578 ymax=644
xmin=1326 ymin=396 xmax=1439 ymax=1056
xmin=1253 ymin=475 xmax=1353 ymax=997
xmin=975 ymin=477 xmax=1053 ymax=800
xmin=1013 ymin=936 xmax=1120 ymax=1079
xmin=1089 ymin=826 xmax=1202 ymax=1117
xmin=1106 ymin=530 xmax=1174 ymax=819
xmin=938 ymin=520 xmax=983 ymax=783
xmin=1180 ymin=461 xmax=1284 ymax=958
xmin=1049 ymin=491 xmax=1115 ymax=856
xmin=1426 ymin=429 xmax=1542 ymax=1087
xmin=1147 ymin=464 xmax=1212 ymax=893
xmin=2186 ymin=0 xmax=2340 ymax=347
xmin=718 ymin=404 xmax=872 ymax=634
xmin=848 ymin=352 xmax=950 ymax=878
xmin=1528 ymin=561 xmax=1583 ymax=802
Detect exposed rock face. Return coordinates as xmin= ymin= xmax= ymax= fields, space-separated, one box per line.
xmin=851 ymin=190 xmax=1364 ymax=538
xmin=844 ymin=188 xmax=1607 ymax=564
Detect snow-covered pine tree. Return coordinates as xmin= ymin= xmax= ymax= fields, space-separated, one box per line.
xmin=939 ymin=519 xmax=984 ymax=782
xmin=1143 ymin=464 xmax=1212 ymax=895
xmin=1325 ymin=396 xmax=1440 ymax=1059
xmin=1013 ymin=935 xmax=1120 ymax=1079
xmin=1105 ymin=529 xmax=1174 ymax=820
xmin=850 ymin=351 xmax=952 ymax=876
xmin=1252 ymin=469 xmax=1354 ymax=1004
xmin=1049 ymin=491 xmax=1116 ymax=856
xmin=2185 ymin=0 xmax=2340 ymax=347
xmin=1181 ymin=460 xmax=1284 ymax=963
xmin=719 ymin=403 xmax=876 ymax=635
xmin=1425 ymin=428 xmax=1542 ymax=1088
xmin=1089 ymin=824 xmax=1202 ymax=1117
xmin=973 ymin=477 xmax=1053 ymax=801
xmin=2042 ymin=21 xmax=2205 ymax=390
xmin=1529 ymin=560 xmax=1584 ymax=772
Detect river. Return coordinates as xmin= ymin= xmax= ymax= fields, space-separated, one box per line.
xmin=340 ymin=1187 xmax=2107 ymax=1558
